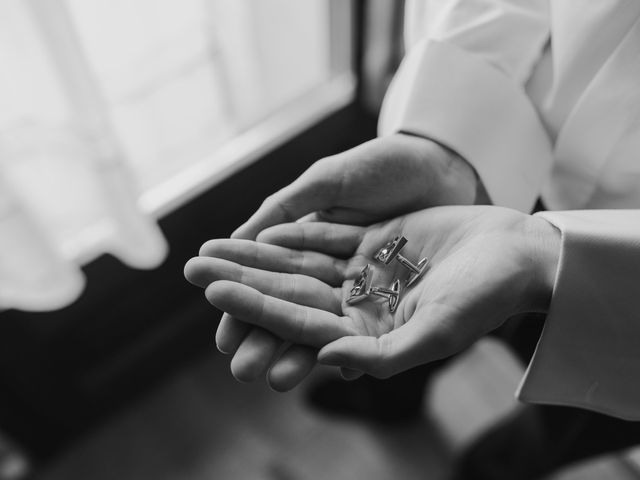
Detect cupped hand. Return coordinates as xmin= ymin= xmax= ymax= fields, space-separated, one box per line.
xmin=216 ymin=134 xmax=481 ymax=391
xmin=233 ymin=133 xmax=479 ymax=239
xmin=185 ymin=206 xmax=559 ymax=387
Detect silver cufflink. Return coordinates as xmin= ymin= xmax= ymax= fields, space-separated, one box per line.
xmin=374 ymin=236 xmax=428 ymax=287
xmin=347 ymin=264 xmax=374 ymax=305
xmin=347 ymin=264 xmax=402 ymax=313
xmin=369 ymin=280 xmax=401 ymax=313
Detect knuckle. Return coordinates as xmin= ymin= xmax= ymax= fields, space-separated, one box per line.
xmin=293 ymin=305 xmax=309 ymax=343
xmin=261 ymin=194 xmax=280 ymax=211
xmin=308 ymin=156 xmax=332 ymax=175
xmin=254 ymin=230 xmax=269 ymax=243
xmin=277 ymin=201 xmax=297 ymax=223
xmin=262 ymin=193 xmax=295 ymax=221
xmin=280 ymin=272 xmax=297 ymax=302
xmin=262 ymin=191 xmax=278 ymax=203
xmin=290 ymin=249 xmax=305 ymax=274
xmin=325 ymin=222 xmax=336 ymax=244
xmin=307 ymin=157 xmax=339 ymax=191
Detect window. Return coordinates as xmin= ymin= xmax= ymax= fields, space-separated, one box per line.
xmin=0 ymin=0 xmax=354 ymax=310
xmin=66 ymin=0 xmax=355 ymax=215
xmin=0 ymin=0 xmax=354 ymax=260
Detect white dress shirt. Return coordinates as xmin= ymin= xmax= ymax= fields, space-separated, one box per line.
xmin=379 ymin=0 xmax=640 ymax=419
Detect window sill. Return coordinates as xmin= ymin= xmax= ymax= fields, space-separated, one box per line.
xmin=139 ymin=72 xmax=356 ymax=219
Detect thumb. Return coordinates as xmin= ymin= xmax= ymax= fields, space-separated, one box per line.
xmin=317 ymin=316 xmax=457 ymax=379
xmin=232 ymin=159 xmax=339 ymax=240
xmin=318 ymin=335 xmax=399 ymax=379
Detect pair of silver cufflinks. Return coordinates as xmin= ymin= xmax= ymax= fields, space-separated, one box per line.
xmin=346 ymin=236 xmax=428 ymax=313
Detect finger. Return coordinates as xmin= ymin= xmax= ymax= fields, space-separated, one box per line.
xmin=296 ymin=212 xmax=322 ymax=223
xmin=232 ymin=159 xmax=339 ymax=240
xmin=195 ymin=252 xmax=334 ymax=384
xmin=215 ymin=313 xmax=249 ymax=354
xmin=317 ymin=335 xmax=408 ymax=379
xmin=257 ymin=222 xmax=365 ymax=258
xmin=317 ymin=306 xmax=461 ymax=378
xmin=314 ymin=207 xmax=383 ymax=226
xmin=185 ymin=257 xmax=342 ymax=314
xmin=196 ymin=239 xmax=346 ymax=287
xmin=230 ymin=328 xmax=280 ymax=382
xmin=267 ymin=344 xmax=317 ymax=392
xmin=205 ymin=281 xmax=354 ymax=347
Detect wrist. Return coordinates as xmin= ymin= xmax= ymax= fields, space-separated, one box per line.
xmin=396 ymin=132 xmax=485 ymax=206
xmin=521 ymin=214 xmax=561 ymax=312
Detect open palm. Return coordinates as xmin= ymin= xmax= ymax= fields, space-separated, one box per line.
xmin=185 ymin=206 xmax=558 ymax=384
xmin=209 ymin=134 xmax=480 ymax=391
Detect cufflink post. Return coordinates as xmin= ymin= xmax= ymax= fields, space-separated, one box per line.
xmin=347 ymin=264 xmax=402 ymax=313
xmin=374 ymin=236 xmax=428 ymax=287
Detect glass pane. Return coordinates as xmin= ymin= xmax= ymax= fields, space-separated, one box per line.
xmin=67 ymin=0 xmax=334 ymax=192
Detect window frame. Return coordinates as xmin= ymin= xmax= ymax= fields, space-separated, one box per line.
xmin=137 ymin=0 xmax=357 ymax=218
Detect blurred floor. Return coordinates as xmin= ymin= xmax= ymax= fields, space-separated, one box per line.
xmin=35 ymin=337 xmax=640 ymax=480
xmin=35 ymin=351 xmax=448 ymax=480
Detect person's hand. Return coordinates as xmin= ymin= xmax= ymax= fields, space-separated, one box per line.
xmin=212 ymin=133 xmax=483 ymax=391
xmin=233 ymin=133 xmax=480 ymax=239
xmin=185 ymin=206 xmax=560 ymax=386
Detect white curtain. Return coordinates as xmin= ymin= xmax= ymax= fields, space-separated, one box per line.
xmin=0 ymin=0 xmax=168 ymax=311
xmin=0 ymin=0 xmax=330 ymax=312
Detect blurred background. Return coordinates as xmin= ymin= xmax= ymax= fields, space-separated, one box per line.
xmin=1 ymin=1 xmax=639 ymax=479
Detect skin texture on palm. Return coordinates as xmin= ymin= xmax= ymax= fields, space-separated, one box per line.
xmin=207 ymin=133 xmax=481 ymax=391
xmin=184 ymin=206 xmax=560 ymax=388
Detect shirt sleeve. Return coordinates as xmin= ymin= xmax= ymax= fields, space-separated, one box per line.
xmin=517 ymin=210 xmax=640 ymax=420
xmin=379 ymin=0 xmax=553 ymax=213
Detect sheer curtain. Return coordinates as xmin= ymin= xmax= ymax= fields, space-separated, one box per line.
xmin=0 ymin=0 xmax=335 ymax=311
xmin=0 ymin=0 xmax=168 ymax=311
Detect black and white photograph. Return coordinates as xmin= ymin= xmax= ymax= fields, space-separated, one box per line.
xmin=1 ymin=1 xmax=640 ymax=479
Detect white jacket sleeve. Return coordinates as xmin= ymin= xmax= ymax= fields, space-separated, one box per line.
xmin=379 ymin=0 xmax=553 ymax=212
xmin=517 ymin=210 xmax=640 ymax=420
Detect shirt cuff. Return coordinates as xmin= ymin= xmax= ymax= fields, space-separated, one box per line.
xmin=378 ymin=38 xmax=553 ymax=212
xmin=517 ymin=210 xmax=640 ymax=420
